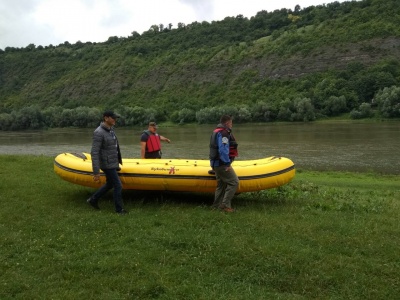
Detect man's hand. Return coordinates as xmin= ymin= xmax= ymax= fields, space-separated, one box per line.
xmin=161 ymin=136 xmax=171 ymax=143
xmin=93 ymin=174 xmax=100 ymax=182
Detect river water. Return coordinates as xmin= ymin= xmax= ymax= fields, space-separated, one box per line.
xmin=0 ymin=122 xmax=399 ymax=174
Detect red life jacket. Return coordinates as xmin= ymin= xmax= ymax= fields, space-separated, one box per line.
xmin=229 ymin=132 xmax=239 ymax=158
xmin=144 ymin=131 xmax=161 ymax=152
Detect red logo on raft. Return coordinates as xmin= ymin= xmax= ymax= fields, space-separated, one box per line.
xmin=150 ymin=167 xmax=179 ymax=174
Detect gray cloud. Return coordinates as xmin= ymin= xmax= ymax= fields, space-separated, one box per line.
xmin=100 ymin=2 xmax=131 ymax=29
xmin=0 ymin=0 xmax=57 ymax=48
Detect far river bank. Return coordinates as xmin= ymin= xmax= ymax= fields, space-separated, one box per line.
xmin=0 ymin=121 xmax=399 ymax=174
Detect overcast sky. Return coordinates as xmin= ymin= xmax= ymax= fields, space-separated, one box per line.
xmin=0 ymin=0 xmax=351 ymax=49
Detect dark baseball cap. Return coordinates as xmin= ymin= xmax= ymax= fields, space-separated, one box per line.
xmin=103 ymin=110 xmax=120 ymax=119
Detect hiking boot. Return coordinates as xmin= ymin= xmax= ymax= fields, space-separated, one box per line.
xmin=87 ymin=198 xmax=100 ymax=210
xmin=116 ymin=209 xmax=128 ymax=215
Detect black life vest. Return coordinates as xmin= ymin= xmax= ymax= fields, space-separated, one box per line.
xmin=209 ymin=127 xmax=238 ymax=160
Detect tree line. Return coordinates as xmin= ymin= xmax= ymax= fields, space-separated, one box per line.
xmin=1 ymin=85 xmax=398 ymax=131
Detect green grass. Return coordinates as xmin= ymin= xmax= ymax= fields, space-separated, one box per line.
xmin=1 ymin=155 xmax=399 ymax=299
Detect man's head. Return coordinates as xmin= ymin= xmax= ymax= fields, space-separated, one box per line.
xmin=103 ymin=110 xmax=120 ymax=119
xmin=220 ymin=115 xmax=233 ymax=128
xmin=148 ymin=121 xmax=158 ymax=133
xmin=103 ymin=110 xmax=120 ymax=126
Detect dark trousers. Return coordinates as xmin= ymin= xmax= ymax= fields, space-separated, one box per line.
xmin=91 ymin=168 xmax=124 ymax=212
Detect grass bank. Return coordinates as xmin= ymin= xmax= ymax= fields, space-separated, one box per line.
xmin=0 ymin=155 xmax=399 ymax=299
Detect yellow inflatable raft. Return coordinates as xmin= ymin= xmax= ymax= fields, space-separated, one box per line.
xmin=54 ymin=152 xmax=295 ymax=193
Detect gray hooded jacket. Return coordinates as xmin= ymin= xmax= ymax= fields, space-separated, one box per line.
xmin=91 ymin=123 xmax=122 ymax=175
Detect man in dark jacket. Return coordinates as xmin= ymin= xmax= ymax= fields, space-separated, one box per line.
xmin=209 ymin=115 xmax=239 ymax=212
xmin=87 ymin=110 xmax=127 ymax=214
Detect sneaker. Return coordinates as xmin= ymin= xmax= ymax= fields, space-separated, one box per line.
xmin=223 ymin=207 xmax=235 ymax=213
xmin=116 ymin=209 xmax=128 ymax=215
xmin=87 ymin=198 xmax=100 ymax=210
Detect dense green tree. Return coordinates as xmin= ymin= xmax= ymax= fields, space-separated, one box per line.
xmin=323 ymin=95 xmax=348 ymax=116
xmin=25 ymin=43 xmax=36 ymax=51
xmin=350 ymin=103 xmax=374 ymax=119
xmin=42 ymin=106 xmax=64 ymax=128
xmin=250 ymin=101 xmax=277 ymax=122
xmin=13 ymin=106 xmax=44 ymax=130
xmin=352 ymin=71 xmax=397 ymax=103
xmin=196 ymin=107 xmax=223 ymax=124
xmin=374 ymin=86 xmax=400 ymax=118
xmin=122 ymin=106 xmax=147 ymax=126
xmin=236 ymin=105 xmax=252 ymax=123
xmin=292 ymin=97 xmax=316 ymax=121
xmin=0 ymin=113 xmax=12 ymax=130
xmin=59 ymin=109 xmax=74 ymax=127
xmin=277 ymin=99 xmax=294 ymax=121
xmin=72 ymin=107 xmax=100 ymax=127
xmin=106 ymin=36 xmax=119 ymax=44
xmin=278 ymin=98 xmax=315 ymax=121
xmin=312 ymin=78 xmax=341 ymax=110
xmin=358 ymin=102 xmax=374 ymax=117
xmin=177 ymin=108 xmax=196 ymax=124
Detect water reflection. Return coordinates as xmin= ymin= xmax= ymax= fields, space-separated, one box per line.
xmin=0 ymin=122 xmax=399 ymax=174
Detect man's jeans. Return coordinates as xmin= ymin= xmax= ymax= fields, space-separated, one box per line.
xmin=91 ymin=168 xmax=124 ymax=212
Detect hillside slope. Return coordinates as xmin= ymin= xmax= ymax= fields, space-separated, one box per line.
xmin=1 ymin=0 xmax=400 ymax=128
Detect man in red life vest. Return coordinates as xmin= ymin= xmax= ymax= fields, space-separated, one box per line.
xmin=140 ymin=122 xmax=171 ymax=159
xmin=209 ymin=115 xmax=239 ymax=213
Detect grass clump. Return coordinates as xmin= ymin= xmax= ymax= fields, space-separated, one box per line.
xmin=0 ymin=155 xmax=399 ymax=299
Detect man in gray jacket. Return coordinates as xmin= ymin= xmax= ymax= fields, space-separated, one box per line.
xmin=87 ymin=110 xmax=127 ymax=214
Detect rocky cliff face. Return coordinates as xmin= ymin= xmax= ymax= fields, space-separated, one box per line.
xmin=132 ymin=37 xmax=400 ymax=90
